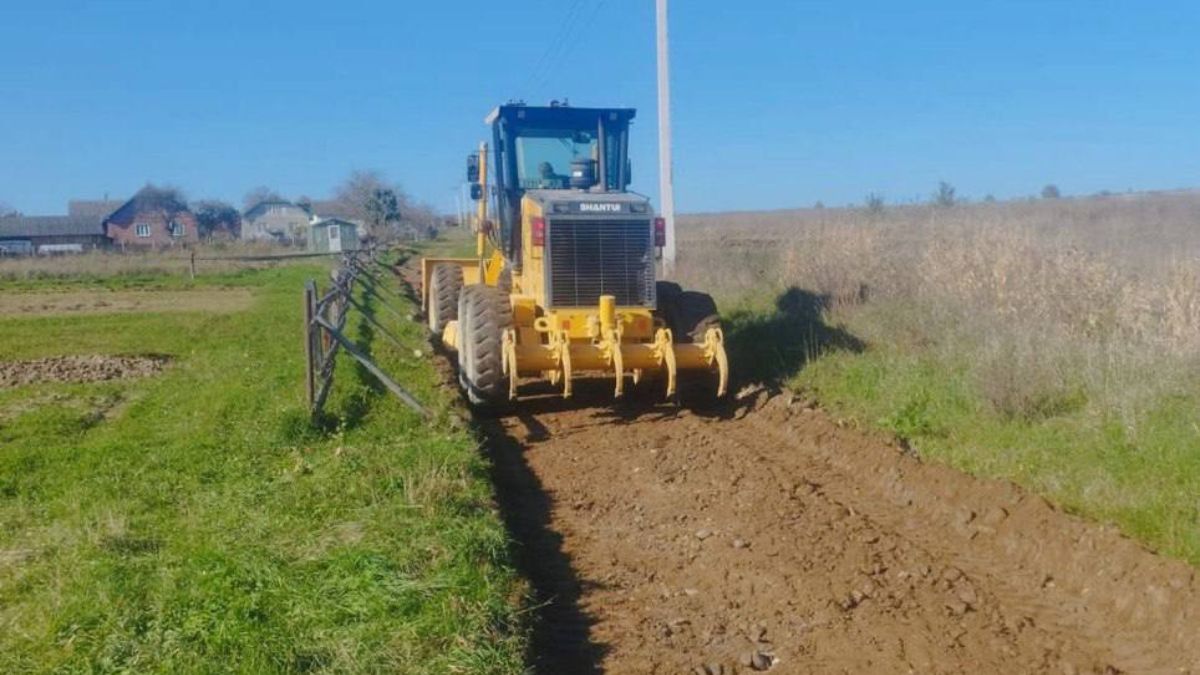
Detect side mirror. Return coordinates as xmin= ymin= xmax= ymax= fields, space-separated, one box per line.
xmin=466 ymin=154 xmax=480 ymax=183
xmin=469 ymin=183 xmax=483 ymax=201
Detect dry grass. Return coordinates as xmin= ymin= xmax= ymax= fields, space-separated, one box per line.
xmin=0 ymin=288 xmax=256 ymax=316
xmin=679 ymin=189 xmax=1200 ymax=362
xmin=677 ymin=190 xmax=1200 ymax=561
xmin=0 ymin=240 xmax=302 ymax=282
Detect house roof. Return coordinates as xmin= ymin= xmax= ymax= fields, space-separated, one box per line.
xmin=0 ymin=215 xmax=106 ymax=239
xmin=314 ymin=217 xmax=358 ymax=228
xmin=68 ymin=199 xmax=125 ymax=219
xmin=105 ymin=187 xmax=190 ymax=225
xmin=244 ymin=200 xmax=307 ymax=220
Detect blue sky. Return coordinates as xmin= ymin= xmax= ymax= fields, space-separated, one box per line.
xmin=1 ymin=0 xmax=1198 ymax=214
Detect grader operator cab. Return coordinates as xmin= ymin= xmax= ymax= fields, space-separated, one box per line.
xmin=421 ymin=102 xmax=728 ymax=405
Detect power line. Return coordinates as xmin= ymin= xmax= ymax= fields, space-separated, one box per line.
xmin=521 ymin=0 xmax=588 ymax=98
xmin=535 ymin=0 xmax=610 ymax=96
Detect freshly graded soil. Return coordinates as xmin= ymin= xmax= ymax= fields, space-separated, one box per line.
xmin=480 ymin=383 xmax=1198 ymax=674
xmin=0 ymin=355 xmax=170 ymax=388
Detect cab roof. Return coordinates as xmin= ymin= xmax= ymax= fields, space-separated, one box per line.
xmin=485 ymin=104 xmax=636 ymax=128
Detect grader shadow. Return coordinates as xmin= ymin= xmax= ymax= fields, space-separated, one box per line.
xmin=723 ymin=286 xmax=865 ymax=387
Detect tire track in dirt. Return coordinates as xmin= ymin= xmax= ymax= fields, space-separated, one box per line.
xmin=481 ymin=383 xmax=1198 ymax=674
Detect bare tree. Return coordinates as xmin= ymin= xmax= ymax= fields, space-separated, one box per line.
xmin=864 ymin=193 xmax=885 ymax=214
xmin=1041 ymin=184 xmax=1062 ymax=199
xmin=0 ymin=201 xmax=17 ymax=218
xmin=137 ymin=184 xmax=189 ymax=215
xmin=193 ymin=199 xmax=242 ymax=239
xmin=403 ymin=200 xmax=442 ymax=240
xmin=333 ymin=170 xmax=414 ymax=239
xmin=243 ymin=186 xmax=283 ymax=211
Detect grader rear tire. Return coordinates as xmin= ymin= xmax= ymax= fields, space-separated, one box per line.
xmin=655 ymin=280 xmax=683 ymax=307
xmin=673 ymin=291 xmax=721 ymax=343
xmin=459 ymin=285 xmax=512 ymax=407
xmin=428 ymin=263 xmax=463 ymax=335
xmin=658 ymin=287 xmax=721 ymax=344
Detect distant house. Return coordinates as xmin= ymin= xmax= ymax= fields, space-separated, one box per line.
xmin=103 ymin=187 xmax=199 ymax=249
xmin=309 ymin=218 xmax=361 ymax=253
xmin=242 ymin=200 xmax=310 ymax=243
xmin=0 ymin=215 xmax=109 ymax=255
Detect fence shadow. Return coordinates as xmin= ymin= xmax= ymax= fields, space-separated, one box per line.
xmin=723 ymin=286 xmax=865 ymax=388
xmin=314 ymin=286 xmax=387 ymax=433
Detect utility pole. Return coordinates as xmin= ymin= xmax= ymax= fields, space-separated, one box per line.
xmin=656 ymin=0 xmax=676 ymax=276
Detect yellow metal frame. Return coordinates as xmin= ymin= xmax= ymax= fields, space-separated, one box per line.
xmin=496 ymin=292 xmax=728 ymax=401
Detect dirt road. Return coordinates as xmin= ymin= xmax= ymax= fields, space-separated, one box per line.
xmin=480 ymin=382 xmax=1198 ymax=674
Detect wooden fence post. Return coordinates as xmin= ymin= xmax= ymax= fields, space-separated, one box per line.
xmin=303 ymin=280 xmax=317 ymax=411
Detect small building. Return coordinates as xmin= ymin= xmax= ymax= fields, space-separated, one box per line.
xmin=104 ymin=187 xmax=200 ymax=249
xmin=309 ymin=218 xmax=361 ymax=253
xmin=242 ymin=200 xmax=310 ymax=243
xmin=0 ymin=216 xmax=110 ymax=255
xmin=309 ymin=200 xmax=368 ymax=239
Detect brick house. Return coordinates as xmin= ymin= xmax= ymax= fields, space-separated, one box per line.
xmin=103 ymin=187 xmax=199 ymax=248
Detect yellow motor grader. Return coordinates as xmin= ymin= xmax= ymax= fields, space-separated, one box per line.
xmin=421 ymin=102 xmax=728 ymax=405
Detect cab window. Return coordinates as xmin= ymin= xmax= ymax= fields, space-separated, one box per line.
xmin=514 ymin=128 xmax=596 ymax=189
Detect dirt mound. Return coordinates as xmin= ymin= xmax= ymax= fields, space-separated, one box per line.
xmin=0 ymin=355 xmax=171 ymax=388
xmin=480 ymin=383 xmax=1199 ymax=674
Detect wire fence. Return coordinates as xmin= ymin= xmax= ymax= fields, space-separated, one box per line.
xmin=303 ymin=247 xmax=429 ymax=421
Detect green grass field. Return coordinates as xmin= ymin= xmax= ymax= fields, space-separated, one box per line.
xmin=0 ymin=261 xmax=526 ymax=673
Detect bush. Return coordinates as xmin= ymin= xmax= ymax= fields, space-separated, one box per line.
xmin=934 ymin=181 xmax=957 ymax=207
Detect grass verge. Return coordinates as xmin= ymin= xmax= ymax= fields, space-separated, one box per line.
xmin=0 ymin=261 xmax=526 ymax=673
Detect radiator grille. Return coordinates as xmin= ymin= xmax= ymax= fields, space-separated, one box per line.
xmin=546 ymin=219 xmax=654 ymax=307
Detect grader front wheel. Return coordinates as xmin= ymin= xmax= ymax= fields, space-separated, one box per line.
xmin=458 ymin=285 xmax=512 ymax=407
